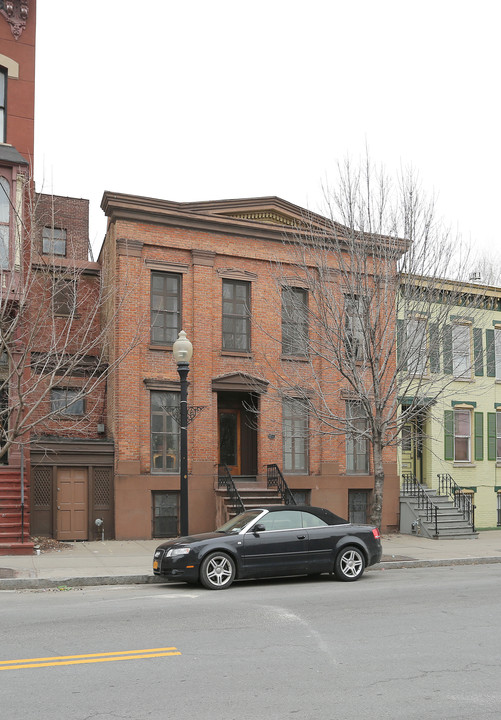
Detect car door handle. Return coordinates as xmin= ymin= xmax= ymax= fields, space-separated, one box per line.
xmin=297 ymin=534 xmax=306 ymax=540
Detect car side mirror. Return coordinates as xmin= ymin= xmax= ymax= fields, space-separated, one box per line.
xmin=253 ymin=523 xmax=266 ymax=534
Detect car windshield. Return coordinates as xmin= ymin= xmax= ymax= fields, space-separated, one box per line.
xmin=216 ymin=510 xmax=263 ymax=534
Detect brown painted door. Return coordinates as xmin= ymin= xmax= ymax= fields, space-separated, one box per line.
xmin=219 ymin=409 xmax=241 ymax=475
xmin=57 ymin=467 xmax=88 ymax=540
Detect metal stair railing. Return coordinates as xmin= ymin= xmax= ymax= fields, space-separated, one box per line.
xmin=266 ymin=464 xmax=297 ymax=505
xmin=217 ymin=464 xmax=245 ymax=515
xmin=401 ymin=473 xmax=439 ymax=537
xmin=437 ymin=473 xmax=475 ymax=532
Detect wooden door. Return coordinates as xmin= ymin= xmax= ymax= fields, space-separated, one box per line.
xmin=219 ymin=409 xmax=241 ymax=476
xmin=57 ymin=467 xmax=88 ymax=540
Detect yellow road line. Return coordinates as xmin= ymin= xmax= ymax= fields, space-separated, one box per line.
xmin=0 ymin=647 xmax=181 ymax=671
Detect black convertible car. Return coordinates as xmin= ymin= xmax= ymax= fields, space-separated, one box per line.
xmin=153 ymin=506 xmax=382 ymax=590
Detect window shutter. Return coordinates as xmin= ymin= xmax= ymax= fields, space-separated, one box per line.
xmin=443 ymin=325 xmax=453 ymax=374
xmin=487 ymin=413 xmax=497 ymax=461
xmin=474 ymin=412 xmax=484 ymax=461
xmin=397 ymin=319 xmax=407 ymax=371
xmin=473 ymin=328 xmax=484 ymax=376
xmin=486 ymin=329 xmax=496 ymax=377
xmin=429 ymin=323 xmax=440 ymax=373
xmin=444 ymin=410 xmax=454 ymax=461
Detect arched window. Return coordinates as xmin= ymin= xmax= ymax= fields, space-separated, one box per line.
xmin=0 ymin=176 xmax=10 ymax=268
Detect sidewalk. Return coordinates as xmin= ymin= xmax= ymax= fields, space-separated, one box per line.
xmin=1 ymin=531 xmax=501 ymax=590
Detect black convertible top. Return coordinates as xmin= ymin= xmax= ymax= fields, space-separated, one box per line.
xmin=258 ymin=505 xmax=348 ymax=525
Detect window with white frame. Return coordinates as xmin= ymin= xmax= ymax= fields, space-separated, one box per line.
xmin=454 ymin=409 xmax=471 ymax=462
xmin=0 ymin=176 xmax=10 ymax=268
xmin=42 ymin=227 xmax=67 ymax=256
xmin=282 ymin=286 xmax=308 ymax=356
xmin=495 ymin=328 xmax=501 ymax=381
xmin=345 ymin=295 xmax=365 ymax=361
xmin=452 ymin=325 xmax=471 ymax=379
xmin=282 ymin=398 xmax=308 ymax=473
xmin=346 ymin=401 xmax=369 ymax=474
xmin=407 ymin=317 xmax=427 ymax=376
xmin=151 ymin=391 xmax=180 ymax=473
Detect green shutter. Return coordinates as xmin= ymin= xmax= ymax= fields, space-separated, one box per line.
xmin=486 ymin=329 xmax=496 ymax=377
xmin=473 ymin=328 xmax=484 ymax=376
xmin=443 ymin=325 xmax=453 ymax=374
xmin=444 ymin=410 xmax=454 ymax=461
xmin=397 ymin=319 xmax=407 ymax=371
xmin=474 ymin=412 xmax=484 ymax=461
xmin=487 ymin=412 xmax=497 ymax=460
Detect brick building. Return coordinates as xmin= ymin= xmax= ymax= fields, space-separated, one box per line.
xmin=100 ymin=193 xmax=401 ymax=538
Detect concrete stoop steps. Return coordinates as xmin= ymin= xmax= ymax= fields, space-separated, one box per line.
xmin=400 ymin=487 xmax=478 ymax=540
xmin=216 ymin=484 xmax=285 ymax=518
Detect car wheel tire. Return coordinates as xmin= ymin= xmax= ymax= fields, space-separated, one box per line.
xmin=334 ymin=546 xmax=365 ymax=582
xmin=200 ymin=552 xmax=236 ymax=590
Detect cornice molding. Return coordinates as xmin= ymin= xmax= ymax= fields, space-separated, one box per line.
xmin=217 ymin=267 xmax=258 ymax=282
xmin=145 ymin=259 xmax=188 ymax=273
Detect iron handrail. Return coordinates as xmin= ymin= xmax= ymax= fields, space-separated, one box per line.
xmin=437 ymin=473 xmax=475 ymax=532
xmin=266 ymin=464 xmax=297 ymax=505
xmin=401 ymin=474 xmax=439 ymax=536
xmin=217 ymin=464 xmax=245 ymax=515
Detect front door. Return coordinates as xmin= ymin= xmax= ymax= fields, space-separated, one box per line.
xmin=401 ymin=421 xmax=422 ymax=481
xmin=57 ymin=467 xmax=88 ymax=540
xmin=219 ymin=409 xmax=241 ymax=475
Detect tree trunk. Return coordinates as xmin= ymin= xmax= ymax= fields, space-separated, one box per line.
xmin=371 ymin=439 xmax=385 ymax=529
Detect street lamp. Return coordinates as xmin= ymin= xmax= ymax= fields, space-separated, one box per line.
xmin=172 ymin=330 xmax=193 ymax=537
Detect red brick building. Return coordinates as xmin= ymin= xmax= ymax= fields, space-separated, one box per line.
xmin=100 ymin=193 xmax=400 ymax=538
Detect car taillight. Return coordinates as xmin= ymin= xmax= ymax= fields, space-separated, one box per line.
xmin=372 ymin=527 xmax=380 ymax=540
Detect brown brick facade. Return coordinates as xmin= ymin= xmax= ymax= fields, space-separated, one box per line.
xmin=101 ymin=194 xmax=400 ymax=537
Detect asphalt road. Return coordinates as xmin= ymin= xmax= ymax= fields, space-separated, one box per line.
xmin=1 ymin=565 xmax=500 ymax=720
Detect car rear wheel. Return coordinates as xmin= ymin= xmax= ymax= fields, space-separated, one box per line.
xmin=200 ymin=552 xmax=236 ymax=590
xmin=334 ymin=546 xmax=365 ymax=582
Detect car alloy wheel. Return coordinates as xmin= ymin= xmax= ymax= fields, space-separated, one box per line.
xmin=200 ymin=552 xmax=236 ymax=590
xmin=334 ymin=546 xmax=365 ymax=582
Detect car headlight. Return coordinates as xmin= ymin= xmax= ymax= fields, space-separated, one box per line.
xmin=165 ymin=547 xmax=191 ymax=558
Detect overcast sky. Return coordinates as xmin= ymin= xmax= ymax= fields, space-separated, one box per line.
xmin=34 ymin=0 xmax=500 ymax=264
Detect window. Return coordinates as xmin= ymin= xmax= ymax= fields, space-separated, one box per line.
xmin=282 ymin=286 xmax=308 ymax=356
xmin=51 ymin=388 xmax=85 ymax=416
xmin=407 ymin=318 xmax=427 ymax=376
xmin=0 ymin=176 xmax=10 ymax=268
xmin=42 ymin=227 xmax=67 ymax=256
xmin=348 ymin=490 xmax=371 ymax=524
xmin=345 ymin=295 xmax=365 ymax=360
xmin=150 ymin=272 xmax=181 ymax=345
xmin=151 ymin=391 xmax=180 ymax=472
xmin=454 ymin=409 xmax=471 ymax=462
xmin=152 ymin=491 xmax=179 ymax=537
xmin=346 ymin=401 xmax=369 ymax=474
xmin=259 ymin=510 xmax=304 ymax=531
xmin=53 ymin=278 xmax=76 ymax=316
xmin=282 ymin=398 xmax=308 ymax=473
xmin=0 ymin=68 xmax=6 ymax=143
xmin=497 ymin=413 xmax=501 ymax=462
xmin=452 ymin=325 xmax=471 ymax=379
xmin=222 ymin=279 xmax=250 ymax=351
xmin=495 ymin=328 xmax=501 ymax=381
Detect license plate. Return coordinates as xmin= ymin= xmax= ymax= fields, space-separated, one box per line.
xmin=153 ymin=561 xmax=158 ymax=570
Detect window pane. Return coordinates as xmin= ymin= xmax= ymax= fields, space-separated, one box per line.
xmin=0 ymin=225 xmax=8 ymax=269
xmin=0 ymin=177 xmax=9 ymax=224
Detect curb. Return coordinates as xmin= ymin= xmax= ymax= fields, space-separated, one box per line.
xmin=1 ymin=556 xmax=501 ymax=590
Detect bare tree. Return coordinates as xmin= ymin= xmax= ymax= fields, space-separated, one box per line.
xmin=0 ymin=184 xmax=142 ymax=462
xmin=254 ymin=158 xmax=481 ymax=529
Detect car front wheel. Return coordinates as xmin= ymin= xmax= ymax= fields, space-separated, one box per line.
xmin=334 ymin=546 xmax=365 ymax=582
xmin=200 ymin=552 xmax=236 ymax=590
